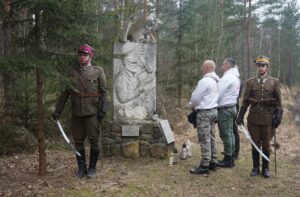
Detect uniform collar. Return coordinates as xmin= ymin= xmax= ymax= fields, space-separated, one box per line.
xmin=257 ymin=73 xmax=268 ymax=83
xmin=80 ymin=63 xmax=92 ymax=71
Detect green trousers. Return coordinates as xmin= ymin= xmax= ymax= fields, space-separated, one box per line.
xmin=71 ymin=114 xmax=101 ymax=150
xmin=217 ymin=106 xmax=237 ymax=156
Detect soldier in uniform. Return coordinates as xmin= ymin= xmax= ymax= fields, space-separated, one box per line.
xmin=189 ymin=60 xmax=219 ymax=174
xmin=237 ymin=55 xmax=283 ymax=178
xmin=52 ymin=44 xmax=110 ymax=178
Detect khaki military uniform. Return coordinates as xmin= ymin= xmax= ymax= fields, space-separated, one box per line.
xmin=239 ymin=76 xmax=282 ymax=151
xmin=55 ymin=65 xmax=110 ymax=150
xmin=238 ymin=75 xmax=282 ymax=173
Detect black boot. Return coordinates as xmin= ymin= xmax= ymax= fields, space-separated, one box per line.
xmin=76 ymin=149 xmax=87 ymax=178
xmin=251 ymin=167 xmax=260 ymax=176
xmin=250 ymin=149 xmax=260 ymax=176
xmin=216 ymin=155 xmax=234 ymax=168
xmin=262 ymin=168 xmax=271 ymax=178
xmin=87 ymin=149 xmax=99 ymax=178
xmin=262 ymin=151 xmax=271 ymax=178
xmin=190 ymin=165 xmax=209 ymax=174
xmin=209 ymin=162 xmax=217 ymax=171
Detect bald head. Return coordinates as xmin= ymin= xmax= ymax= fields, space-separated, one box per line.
xmin=201 ymin=60 xmax=216 ymax=75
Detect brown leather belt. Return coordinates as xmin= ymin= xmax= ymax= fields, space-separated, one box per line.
xmin=72 ymin=92 xmax=101 ymax=97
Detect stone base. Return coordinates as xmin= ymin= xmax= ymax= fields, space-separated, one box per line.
xmin=102 ymin=120 xmax=169 ymax=158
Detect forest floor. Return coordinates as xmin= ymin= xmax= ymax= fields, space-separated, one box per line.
xmin=1 ymin=87 xmax=300 ymax=197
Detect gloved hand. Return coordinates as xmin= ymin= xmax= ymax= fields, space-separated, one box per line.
xmin=272 ymin=109 xmax=283 ymax=128
xmin=272 ymin=118 xmax=281 ymax=128
xmin=52 ymin=111 xmax=61 ymax=120
xmin=98 ymin=110 xmax=106 ymax=123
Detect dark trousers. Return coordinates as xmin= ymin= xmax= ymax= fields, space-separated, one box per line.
xmin=233 ymin=115 xmax=240 ymax=157
xmin=71 ymin=114 xmax=100 ymax=150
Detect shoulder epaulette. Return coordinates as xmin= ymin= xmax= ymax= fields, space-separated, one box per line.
xmin=247 ymin=77 xmax=256 ymax=82
xmin=92 ymin=65 xmax=104 ymax=72
xmin=267 ymin=76 xmax=279 ymax=81
xmin=92 ymin=65 xmax=103 ymax=69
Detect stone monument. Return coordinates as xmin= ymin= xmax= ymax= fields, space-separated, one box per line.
xmin=113 ymin=42 xmax=156 ymax=121
xmin=102 ymin=12 xmax=174 ymax=158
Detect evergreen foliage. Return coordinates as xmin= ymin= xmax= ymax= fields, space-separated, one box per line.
xmin=0 ymin=0 xmax=300 ymax=154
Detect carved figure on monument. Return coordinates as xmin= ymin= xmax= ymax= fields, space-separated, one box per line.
xmin=114 ymin=45 xmax=156 ymax=120
xmin=119 ymin=13 xmax=161 ymax=43
xmin=113 ymin=0 xmax=158 ymax=121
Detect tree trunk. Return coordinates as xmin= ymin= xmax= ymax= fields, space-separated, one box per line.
xmin=1 ymin=0 xmax=14 ymax=123
xmin=216 ymin=0 xmax=224 ymax=63
xmin=176 ymin=0 xmax=183 ymax=108
xmin=277 ymin=20 xmax=281 ymax=79
xmin=287 ymin=49 xmax=292 ymax=87
xmin=259 ymin=28 xmax=263 ymax=54
xmin=144 ymin=0 xmax=148 ymax=19
xmin=246 ymin=0 xmax=252 ymax=79
xmin=120 ymin=0 xmax=125 ymax=30
xmin=35 ymin=10 xmax=46 ymax=176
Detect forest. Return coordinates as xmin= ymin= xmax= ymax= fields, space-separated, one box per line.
xmin=0 ymin=0 xmax=300 ymax=196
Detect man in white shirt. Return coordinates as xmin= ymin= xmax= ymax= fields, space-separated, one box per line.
xmin=217 ymin=58 xmax=240 ymax=168
xmin=189 ymin=60 xmax=220 ymax=174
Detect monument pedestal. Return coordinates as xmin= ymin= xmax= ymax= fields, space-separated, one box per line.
xmin=102 ymin=120 xmax=165 ymax=158
xmin=108 ymin=41 xmax=175 ymax=158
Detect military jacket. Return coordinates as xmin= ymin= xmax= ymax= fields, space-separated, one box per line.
xmin=240 ymin=76 xmax=282 ymax=125
xmin=55 ymin=64 xmax=110 ymax=117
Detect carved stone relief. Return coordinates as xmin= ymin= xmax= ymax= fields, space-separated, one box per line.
xmin=113 ymin=42 xmax=156 ymax=121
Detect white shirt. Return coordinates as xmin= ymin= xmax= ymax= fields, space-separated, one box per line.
xmin=217 ymin=66 xmax=240 ymax=107
xmin=190 ymin=72 xmax=220 ymax=110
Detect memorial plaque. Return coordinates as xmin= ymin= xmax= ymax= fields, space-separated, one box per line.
xmin=158 ymin=120 xmax=175 ymax=144
xmin=122 ymin=126 xmax=140 ymax=137
xmin=295 ymin=114 xmax=300 ymax=122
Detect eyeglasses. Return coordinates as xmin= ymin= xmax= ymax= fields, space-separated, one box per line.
xmin=256 ymin=63 xmax=268 ymax=67
xmin=78 ymin=52 xmax=89 ymax=57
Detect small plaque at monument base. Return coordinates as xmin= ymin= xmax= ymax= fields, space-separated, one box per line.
xmin=158 ymin=120 xmax=175 ymax=144
xmin=122 ymin=126 xmax=140 ymax=137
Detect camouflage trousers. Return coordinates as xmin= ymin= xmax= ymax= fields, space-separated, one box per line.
xmin=196 ymin=109 xmax=218 ymax=166
xmin=217 ymin=106 xmax=237 ymax=156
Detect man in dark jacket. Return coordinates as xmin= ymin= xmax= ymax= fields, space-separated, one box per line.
xmin=237 ymin=55 xmax=282 ymax=178
xmin=52 ymin=44 xmax=110 ymax=178
xmin=233 ymin=81 xmax=243 ymax=160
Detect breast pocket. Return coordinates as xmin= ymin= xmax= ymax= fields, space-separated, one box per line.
xmin=264 ymin=86 xmax=274 ymax=98
xmin=87 ymin=77 xmax=99 ymax=91
xmin=251 ymin=85 xmax=260 ymax=95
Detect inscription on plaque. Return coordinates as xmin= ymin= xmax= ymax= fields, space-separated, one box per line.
xmin=158 ymin=120 xmax=175 ymax=144
xmin=122 ymin=126 xmax=140 ymax=137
